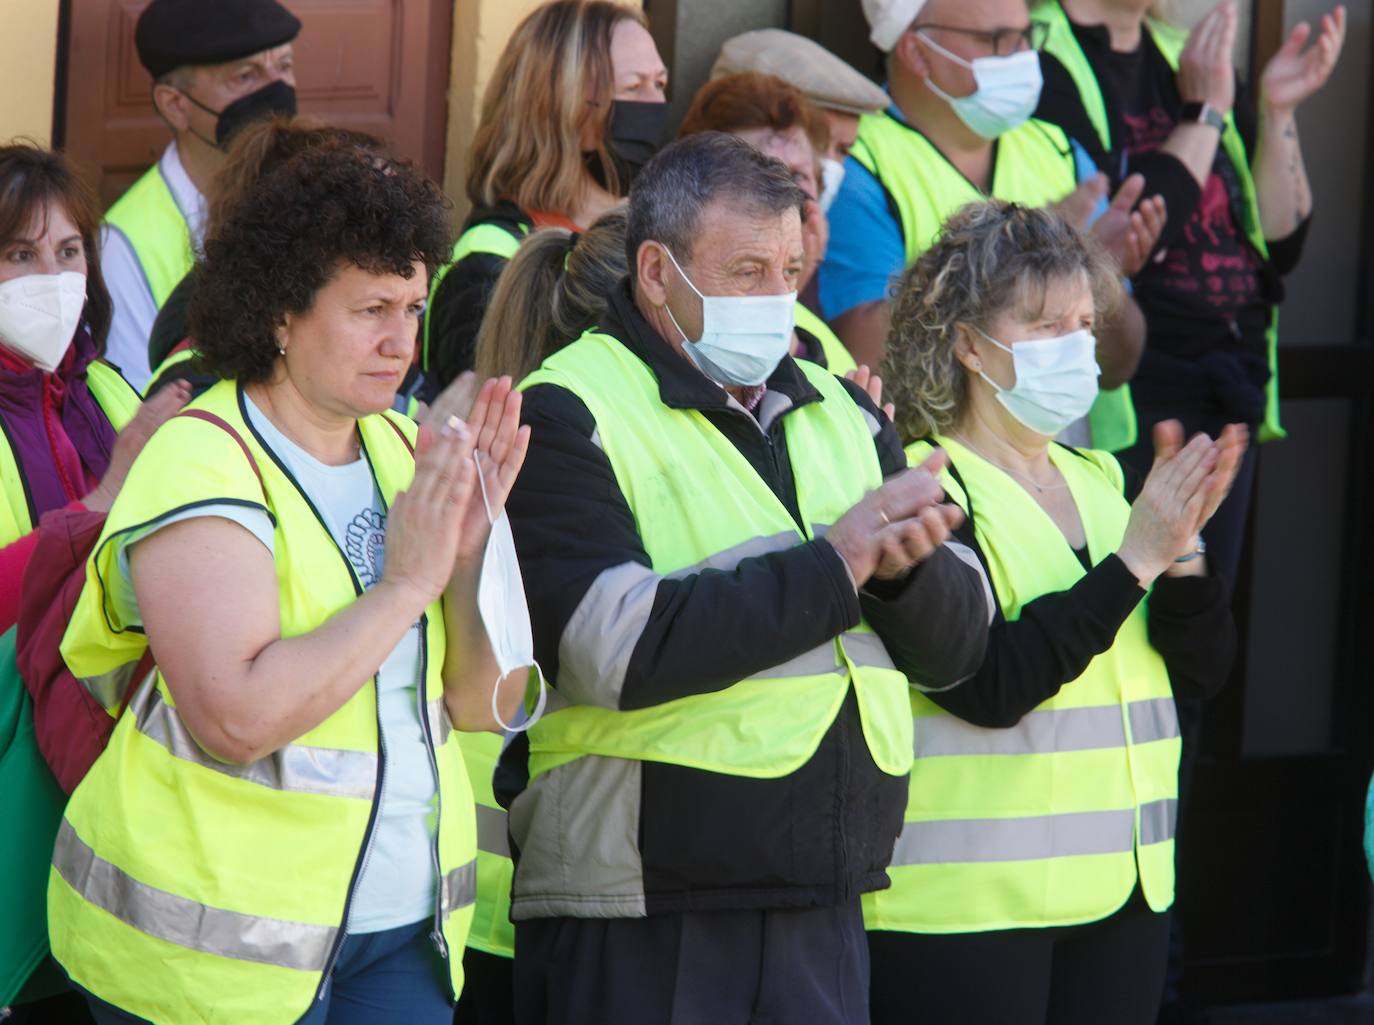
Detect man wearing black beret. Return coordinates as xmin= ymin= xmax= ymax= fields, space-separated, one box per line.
xmin=101 ymin=0 xmax=301 ymax=390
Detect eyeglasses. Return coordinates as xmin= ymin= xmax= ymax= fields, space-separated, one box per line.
xmin=911 ymin=22 xmax=1049 ymax=57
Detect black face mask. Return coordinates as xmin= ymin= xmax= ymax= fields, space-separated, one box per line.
xmin=183 ymin=79 xmax=298 ymax=148
xmin=586 ymin=100 xmax=669 ymax=194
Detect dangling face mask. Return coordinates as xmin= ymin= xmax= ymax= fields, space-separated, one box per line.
xmin=473 ymin=452 xmax=546 ymax=733
xmin=586 ymin=100 xmax=669 ymax=194
xmin=974 ymin=324 xmax=1100 ymax=436
xmin=181 ymin=79 xmax=298 ymax=148
xmin=918 ymin=33 xmax=1043 ymax=140
xmin=818 ymin=157 xmax=846 ymax=213
xmin=660 ymin=245 xmax=796 ymax=388
xmin=0 ymin=271 xmax=87 ymax=372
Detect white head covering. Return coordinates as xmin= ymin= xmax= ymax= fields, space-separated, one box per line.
xmin=863 ymin=0 xmax=929 ymax=52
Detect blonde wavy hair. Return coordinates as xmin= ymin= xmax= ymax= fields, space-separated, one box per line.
xmin=475 ymin=207 xmax=628 ymax=381
xmin=465 ymin=0 xmax=646 ymax=213
xmin=883 ymin=201 xmax=1122 ymax=444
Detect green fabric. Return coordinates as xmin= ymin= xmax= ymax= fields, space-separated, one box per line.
xmin=794 ymin=302 xmax=857 ymax=376
xmin=0 ymin=628 xmax=67 ymax=1006
xmin=1031 ymin=0 xmax=1284 ymax=442
xmin=104 ymin=166 xmax=194 ymax=309
xmin=422 ymin=222 xmax=526 ymax=370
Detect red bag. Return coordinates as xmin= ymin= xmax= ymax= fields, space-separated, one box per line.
xmin=15 ymin=410 xmax=263 ymax=793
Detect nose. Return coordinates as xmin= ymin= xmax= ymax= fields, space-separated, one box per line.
xmin=378 ymin=308 xmax=416 ymax=357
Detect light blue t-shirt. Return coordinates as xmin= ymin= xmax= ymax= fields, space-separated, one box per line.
xmin=114 ymin=395 xmax=438 ymax=934
xmin=818 ymin=103 xmax=1104 ymax=322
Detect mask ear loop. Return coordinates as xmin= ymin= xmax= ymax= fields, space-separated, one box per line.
xmin=970 ymin=324 xmax=1014 ymax=394
xmin=473 ymin=450 xmax=548 ymax=734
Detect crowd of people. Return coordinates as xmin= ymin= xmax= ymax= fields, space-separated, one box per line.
xmin=0 ymin=0 xmax=1346 ymax=1022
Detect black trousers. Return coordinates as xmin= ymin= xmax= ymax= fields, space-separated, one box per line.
xmin=453 ymin=947 xmax=514 ymax=1025
xmin=513 ymin=902 xmax=870 ymax=1025
xmin=869 ymin=895 xmax=1170 ymax=1025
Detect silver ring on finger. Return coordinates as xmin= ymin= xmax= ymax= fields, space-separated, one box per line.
xmin=877 ymin=506 xmax=891 ymax=527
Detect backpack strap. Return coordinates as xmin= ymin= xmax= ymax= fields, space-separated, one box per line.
xmin=175 ymin=409 xmax=267 ymax=500
xmin=379 ymin=412 xmax=416 ymax=455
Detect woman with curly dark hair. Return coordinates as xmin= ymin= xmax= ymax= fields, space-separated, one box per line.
xmin=50 ymin=145 xmax=531 ymax=1025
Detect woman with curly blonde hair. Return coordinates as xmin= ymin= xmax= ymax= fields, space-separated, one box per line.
xmin=867 ymin=200 xmax=1246 ymax=1025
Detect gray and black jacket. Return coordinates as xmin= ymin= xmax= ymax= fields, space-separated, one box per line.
xmin=499 ymin=282 xmax=993 ymax=921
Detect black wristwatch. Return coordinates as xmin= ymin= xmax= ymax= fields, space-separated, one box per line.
xmin=1180 ymin=101 xmax=1226 ymax=132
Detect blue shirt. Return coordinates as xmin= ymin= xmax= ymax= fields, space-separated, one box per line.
xmin=818 ymin=105 xmax=1104 ymax=321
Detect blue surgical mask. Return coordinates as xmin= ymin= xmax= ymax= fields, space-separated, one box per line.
xmin=660 ymin=245 xmax=796 ymax=388
xmin=976 ymin=325 xmax=1100 ymax=436
xmin=919 ymin=33 xmax=1043 ymax=140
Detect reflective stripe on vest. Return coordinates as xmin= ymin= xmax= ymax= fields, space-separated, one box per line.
xmin=518 ymin=333 xmax=914 ymax=782
xmin=0 ymin=360 xmax=140 ymax=547
xmin=422 ymin=221 xmax=526 ymax=370
xmin=794 ymin=301 xmax=857 ymax=376
xmin=104 ymin=165 xmax=195 ymax=309
xmin=862 ymin=437 xmax=1179 ymax=935
xmin=52 ymin=379 xmax=477 ymax=1025
xmin=1031 ymin=0 xmax=1283 ymax=443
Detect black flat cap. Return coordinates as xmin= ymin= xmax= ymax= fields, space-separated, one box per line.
xmin=136 ymin=0 xmax=302 ymax=79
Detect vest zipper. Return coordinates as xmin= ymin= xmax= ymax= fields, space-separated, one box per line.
xmin=313 ymin=682 xmax=387 ymax=1002
xmin=414 ymin=618 xmax=453 ymax=985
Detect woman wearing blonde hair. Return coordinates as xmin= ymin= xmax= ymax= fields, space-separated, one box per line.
xmin=422 ymin=0 xmax=667 ymax=394
xmin=867 ymin=200 xmax=1243 ymax=1024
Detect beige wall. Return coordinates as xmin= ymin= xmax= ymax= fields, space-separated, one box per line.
xmin=0 ymin=0 xmax=60 ymax=146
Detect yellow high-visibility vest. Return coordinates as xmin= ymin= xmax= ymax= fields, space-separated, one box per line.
xmin=52 ymin=379 xmax=479 ymax=1024
xmin=864 ymin=436 xmax=1179 ymax=934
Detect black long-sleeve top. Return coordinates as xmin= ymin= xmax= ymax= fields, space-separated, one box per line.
xmin=922 ymin=445 xmax=1236 ymax=730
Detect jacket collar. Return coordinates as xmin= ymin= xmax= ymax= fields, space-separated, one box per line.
xmin=600 ymin=278 xmax=823 ymax=416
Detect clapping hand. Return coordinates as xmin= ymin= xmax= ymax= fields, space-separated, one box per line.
xmin=454 ymin=375 xmax=531 ymax=563
xmin=826 ymin=450 xmax=965 ymax=586
xmin=1178 ymin=1 xmax=1239 ymax=115
xmin=846 ymin=364 xmax=896 ymax=422
xmin=1091 ymin=174 xmax=1168 ymax=277
xmin=1261 ymin=6 xmax=1345 ymax=116
xmin=1116 ymin=420 xmax=1249 ymax=586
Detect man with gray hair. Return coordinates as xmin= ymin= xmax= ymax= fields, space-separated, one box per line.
xmin=500 ymin=132 xmax=993 ymax=1023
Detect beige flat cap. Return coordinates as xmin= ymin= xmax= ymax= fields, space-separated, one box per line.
xmin=711 ymin=29 xmax=890 ymax=116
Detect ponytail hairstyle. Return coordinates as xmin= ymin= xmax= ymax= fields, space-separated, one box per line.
xmin=475 ymin=206 xmax=628 ymax=381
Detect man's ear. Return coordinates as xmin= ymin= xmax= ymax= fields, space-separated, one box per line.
xmin=636 ymin=241 xmax=671 ymax=307
xmin=893 ymin=30 xmax=931 ymax=82
xmin=152 ymin=82 xmax=193 ymax=133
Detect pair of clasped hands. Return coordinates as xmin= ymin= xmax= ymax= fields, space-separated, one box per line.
xmin=834 ymin=367 xmax=1247 ymax=591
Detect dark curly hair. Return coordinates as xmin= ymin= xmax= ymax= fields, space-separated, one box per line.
xmin=188 ymin=147 xmax=454 ymax=384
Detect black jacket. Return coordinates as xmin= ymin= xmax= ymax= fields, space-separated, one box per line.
xmin=420 ymin=202 xmax=530 ymax=397
xmin=499 ymin=282 xmax=992 ymax=918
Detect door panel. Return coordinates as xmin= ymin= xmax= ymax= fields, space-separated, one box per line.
xmin=62 ymin=0 xmax=452 ymax=210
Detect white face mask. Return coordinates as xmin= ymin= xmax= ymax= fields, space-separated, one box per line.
xmin=818 ymin=157 xmax=846 ymax=213
xmin=0 ymin=271 xmax=86 ymax=372
xmin=473 ymin=453 xmax=546 ymax=734
xmin=660 ymin=245 xmax=796 ymax=388
xmin=975 ymin=325 xmax=1100 ymax=437
xmin=918 ymin=33 xmax=1043 ymax=140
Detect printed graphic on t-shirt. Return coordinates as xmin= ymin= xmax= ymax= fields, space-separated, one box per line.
xmin=1119 ymin=108 xmax=1261 ymax=318
xmin=345 ymin=508 xmax=387 ymax=588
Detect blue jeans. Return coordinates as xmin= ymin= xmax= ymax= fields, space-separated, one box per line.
xmin=78 ymin=919 xmax=454 ymax=1025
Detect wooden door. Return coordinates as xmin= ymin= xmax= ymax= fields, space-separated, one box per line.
xmin=60 ymin=0 xmax=453 ymax=210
